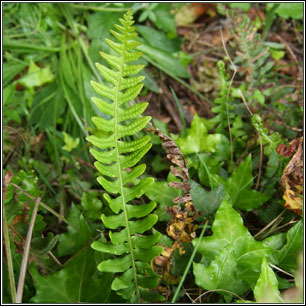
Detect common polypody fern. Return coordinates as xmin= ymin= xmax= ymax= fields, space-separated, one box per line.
xmin=86 ymin=10 xmax=163 ymax=303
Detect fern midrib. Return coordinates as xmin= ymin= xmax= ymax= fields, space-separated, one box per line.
xmin=114 ymin=43 xmax=140 ymax=301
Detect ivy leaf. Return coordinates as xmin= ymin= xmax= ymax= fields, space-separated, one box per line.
xmin=193 ymin=199 xmax=272 ymax=291
xmin=190 ymin=180 xmax=224 ymax=216
xmin=145 ymin=181 xmax=180 ymax=221
xmin=194 ymin=245 xmax=248 ymax=297
xmin=57 ymin=205 xmax=92 ymax=257
xmin=194 ymin=199 xmax=250 ymax=261
xmin=62 ymin=132 xmax=80 ymax=152
xmin=225 ymin=155 xmax=269 ymax=210
xmin=19 ymin=60 xmax=54 ymax=89
xmin=31 ymin=247 xmax=113 ymax=303
xmin=254 ymin=257 xmax=283 ymax=303
xmin=176 ymin=114 xmax=223 ymax=155
xmin=269 ymin=220 xmax=303 ymax=273
xmin=267 ymin=3 xmax=303 ymax=20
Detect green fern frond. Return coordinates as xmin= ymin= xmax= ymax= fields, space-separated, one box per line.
xmin=86 ymin=10 xmax=163 ymax=303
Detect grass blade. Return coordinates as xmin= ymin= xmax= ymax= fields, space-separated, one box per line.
xmin=171 ymin=220 xmax=209 ymax=303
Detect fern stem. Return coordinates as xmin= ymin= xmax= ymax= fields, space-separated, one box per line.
xmin=171 ymin=220 xmax=209 ymax=303
xmin=115 ymin=45 xmax=140 ymax=303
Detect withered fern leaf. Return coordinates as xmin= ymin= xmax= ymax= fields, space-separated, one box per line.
xmin=86 ymin=10 xmax=163 ymax=303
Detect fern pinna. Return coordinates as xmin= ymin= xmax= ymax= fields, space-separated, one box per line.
xmin=86 ymin=10 xmax=163 ymax=303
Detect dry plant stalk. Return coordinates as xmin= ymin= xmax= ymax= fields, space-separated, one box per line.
xmin=147 ymin=126 xmax=200 ymax=284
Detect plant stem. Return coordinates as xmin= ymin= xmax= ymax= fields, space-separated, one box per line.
xmin=3 ymin=200 xmax=17 ymax=303
xmin=3 ymin=40 xmax=60 ymax=52
xmin=171 ymin=220 xmax=209 ymax=303
xmin=16 ymin=197 xmax=41 ymax=303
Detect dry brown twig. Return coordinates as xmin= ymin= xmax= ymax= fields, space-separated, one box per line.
xmin=16 ymin=197 xmax=41 ymax=303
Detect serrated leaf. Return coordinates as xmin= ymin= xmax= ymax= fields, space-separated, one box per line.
xmin=254 ymin=257 xmax=283 ymax=303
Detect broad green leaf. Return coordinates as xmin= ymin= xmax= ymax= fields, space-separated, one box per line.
xmin=254 ymin=257 xmax=283 ymax=303
xmin=3 ymin=84 xmax=15 ymax=106
xmin=145 ymin=181 xmax=180 ymax=221
xmin=87 ymin=11 xmax=123 ymax=40
xmin=270 ymin=49 xmax=285 ymax=60
xmin=176 ymin=114 xmax=223 ymax=155
xmin=225 ymin=155 xmax=269 ymax=210
xmin=190 ymin=180 xmax=224 ymax=216
xmin=267 ymin=3 xmax=303 ymax=20
xmin=193 ymin=199 xmax=250 ymax=261
xmin=62 ymin=132 xmax=80 ymax=152
xmin=19 ymin=60 xmax=54 ymax=89
xmin=3 ymin=62 xmax=27 ymax=87
xmin=194 ymin=245 xmax=248 ymax=296
xmin=31 ymin=248 xmax=112 ymax=303
xmin=30 ymin=83 xmax=65 ymax=130
xmin=229 ymin=3 xmax=250 ymax=11
xmin=270 ymin=220 xmax=303 ymax=273
xmin=31 ymin=232 xmax=58 ymax=256
xmin=81 ymin=191 xmax=103 ymax=221
xmin=136 ymin=25 xmax=181 ymax=53
xmin=252 ymin=89 xmax=265 ymax=105
xmin=57 ymin=205 xmax=92 ymax=257
xmin=154 ymin=4 xmax=176 ymax=34
xmin=137 ymin=43 xmax=190 ymax=79
xmin=197 ymin=152 xmax=224 ymax=188
xmin=194 ymin=199 xmax=272 ymax=288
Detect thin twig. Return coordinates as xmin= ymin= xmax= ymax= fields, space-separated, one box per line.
xmin=183 ymin=286 xmax=195 ymax=303
xmin=254 ymin=209 xmax=286 ymax=239
xmin=269 ymin=263 xmax=294 ymax=278
xmin=220 ymin=27 xmax=236 ymax=164
xmin=3 ymin=172 xmax=17 ymax=303
xmin=238 ymin=89 xmax=253 ymax=116
xmin=16 ymin=197 xmax=41 ymax=303
xmin=238 ymin=89 xmax=263 ymax=189
xmin=192 ymin=288 xmax=245 ymax=303
xmin=48 ymin=251 xmax=63 ymax=267
xmin=255 ymin=134 xmax=263 ymax=190
xmin=11 ymin=183 xmax=69 ymax=225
